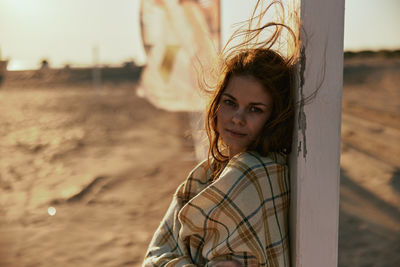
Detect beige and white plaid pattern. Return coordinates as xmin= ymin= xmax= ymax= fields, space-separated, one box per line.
xmin=143 ymin=151 xmax=290 ymax=267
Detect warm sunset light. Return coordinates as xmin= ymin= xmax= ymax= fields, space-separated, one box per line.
xmin=0 ymin=1 xmax=398 ymax=267
xmin=0 ymin=0 xmax=146 ymax=69
xmin=0 ymin=0 xmax=399 ymax=70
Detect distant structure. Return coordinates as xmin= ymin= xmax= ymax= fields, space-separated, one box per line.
xmin=40 ymin=59 xmax=50 ymax=70
xmin=0 ymin=61 xmax=7 ymax=86
xmin=123 ymin=61 xmax=135 ymax=69
xmin=0 ymin=48 xmax=8 ymax=86
xmin=92 ymin=46 xmax=101 ymax=88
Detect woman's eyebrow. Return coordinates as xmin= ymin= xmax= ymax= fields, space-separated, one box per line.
xmin=250 ymin=102 xmax=269 ymax=107
xmin=222 ymin=93 xmax=268 ymax=107
xmin=222 ymin=93 xmax=236 ymax=100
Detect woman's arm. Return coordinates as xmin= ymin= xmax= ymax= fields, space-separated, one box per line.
xmin=143 ymin=159 xmax=213 ymax=267
xmin=144 ymin=152 xmax=290 ymax=266
xmin=178 ymin=152 xmax=290 ymax=267
xmin=143 ymin=190 xmax=196 ymax=267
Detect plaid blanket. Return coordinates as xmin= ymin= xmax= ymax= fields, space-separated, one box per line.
xmin=143 ymin=151 xmax=290 ymax=267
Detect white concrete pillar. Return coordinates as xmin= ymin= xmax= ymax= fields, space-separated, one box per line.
xmin=289 ymin=0 xmax=345 ymax=266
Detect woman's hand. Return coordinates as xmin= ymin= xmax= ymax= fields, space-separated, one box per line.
xmin=211 ymin=260 xmax=243 ymax=267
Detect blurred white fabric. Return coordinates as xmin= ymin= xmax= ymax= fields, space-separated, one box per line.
xmin=138 ymin=0 xmax=220 ymax=161
xmin=137 ymin=0 xmax=220 ymax=112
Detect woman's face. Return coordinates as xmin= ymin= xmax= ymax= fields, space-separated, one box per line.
xmin=216 ymin=75 xmax=273 ymax=158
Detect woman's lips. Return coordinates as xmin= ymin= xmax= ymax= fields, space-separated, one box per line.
xmin=226 ymin=129 xmax=247 ymax=137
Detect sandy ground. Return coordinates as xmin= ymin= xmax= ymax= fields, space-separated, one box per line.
xmin=339 ymin=57 xmax=400 ymax=266
xmin=0 ymin=57 xmax=399 ymax=266
xmin=0 ymin=83 xmax=198 ymax=266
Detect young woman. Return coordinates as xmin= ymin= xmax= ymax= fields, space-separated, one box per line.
xmin=143 ymin=1 xmax=299 ymax=266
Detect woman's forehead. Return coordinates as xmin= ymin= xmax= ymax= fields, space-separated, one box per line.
xmin=223 ymin=75 xmax=272 ymax=105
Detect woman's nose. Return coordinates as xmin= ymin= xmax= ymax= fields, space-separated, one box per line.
xmin=232 ymin=109 xmax=245 ymax=125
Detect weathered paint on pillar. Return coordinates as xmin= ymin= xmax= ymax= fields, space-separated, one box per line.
xmin=289 ymin=0 xmax=345 ymax=266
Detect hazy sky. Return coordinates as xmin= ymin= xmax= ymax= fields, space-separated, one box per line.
xmin=1 ymin=0 xmax=399 ymax=70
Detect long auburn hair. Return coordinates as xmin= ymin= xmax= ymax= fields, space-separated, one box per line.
xmin=204 ymin=0 xmax=301 ymax=177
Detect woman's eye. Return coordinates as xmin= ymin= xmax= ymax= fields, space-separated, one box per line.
xmin=249 ymin=106 xmax=263 ymax=113
xmin=223 ymin=99 xmax=235 ymax=106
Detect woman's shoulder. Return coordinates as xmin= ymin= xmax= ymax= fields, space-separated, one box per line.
xmin=213 ymin=151 xmax=290 ymax=200
xmin=228 ymin=151 xmax=288 ymax=169
xmin=187 ymin=158 xmax=214 ymax=183
xmin=212 ymin=151 xmax=288 ymax=191
xmin=175 ymin=158 xmax=214 ymax=203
